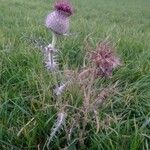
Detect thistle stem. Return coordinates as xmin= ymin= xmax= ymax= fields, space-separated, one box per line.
xmin=50 ymin=32 xmax=57 ymax=66
xmin=52 ymin=32 xmax=57 ymax=48
xmin=48 ymin=52 xmax=51 ymax=61
xmin=46 ymin=32 xmax=58 ymax=70
xmin=50 ymin=50 xmax=53 ymax=65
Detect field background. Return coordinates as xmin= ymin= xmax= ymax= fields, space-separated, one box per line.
xmin=0 ymin=0 xmax=150 ymax=149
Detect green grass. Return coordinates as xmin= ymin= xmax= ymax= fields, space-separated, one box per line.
xmin=0 ymin=0 xmax=150 ymax=149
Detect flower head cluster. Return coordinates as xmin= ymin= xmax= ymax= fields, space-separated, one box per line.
xmin=90 ymin=41 xmax=121 ymax=77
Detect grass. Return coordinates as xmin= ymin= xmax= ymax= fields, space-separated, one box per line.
xmin=0 ymin=0 xmax=150 ymax=149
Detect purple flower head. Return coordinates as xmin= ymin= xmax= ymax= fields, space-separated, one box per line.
xmin=45 ymin=0 xmax=74 ymax=34
xmin=90 ymin=41 xmax=121 ymax=77
xmin=54 ymin=0 xmax=74 ymax=16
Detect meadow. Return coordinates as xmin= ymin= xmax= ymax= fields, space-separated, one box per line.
xmin=0 ymin=0 xmax=150 ymax=149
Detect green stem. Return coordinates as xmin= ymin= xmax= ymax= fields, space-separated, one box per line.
xmin=52 ymin=32 xmax=57 ymax=48
xmin=48 ymin=32 xmax=57 ymax=67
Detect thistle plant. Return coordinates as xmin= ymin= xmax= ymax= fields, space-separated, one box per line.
xmin=41 ymin=1 xmax=122 ymax=148
xmin=44 ymin=0 xmax=74 ymax=70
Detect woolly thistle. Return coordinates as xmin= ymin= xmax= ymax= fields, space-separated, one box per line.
xmin=42 ymin=1 xmax=123 ymax=147
xmin=44 ymin=0 xmax=75 ymax=71
xmin=45 ymin=0 xmax=74 ymax=35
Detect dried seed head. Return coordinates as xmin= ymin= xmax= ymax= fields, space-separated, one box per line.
xmin=90 ymin=41 xmax=121 ymax=77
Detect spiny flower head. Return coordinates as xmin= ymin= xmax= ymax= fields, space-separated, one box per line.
xmin=90 ymin=41 xmax=121 ymax=77
xmin=54 ymin=0 xmax=74 ymax=16
xmin=45 ymin=0 xmax=74 ymax=34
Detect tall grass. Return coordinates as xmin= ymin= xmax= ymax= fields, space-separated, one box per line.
xmin=0 ymin=0 xmax=150 ymax=149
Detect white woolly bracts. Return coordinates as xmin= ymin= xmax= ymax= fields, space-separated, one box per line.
xmin=46 ymin=112 xmax=66 ymax=148
xmin=54 ymin=83 xmax=67 ymax=96
xmin=38 ymin=28 xmax=58 ymax=71
xmin=54 ymin=80 xmax=72 ymax=96
xmin=44 ymin=43 xmax=59 ymax=71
